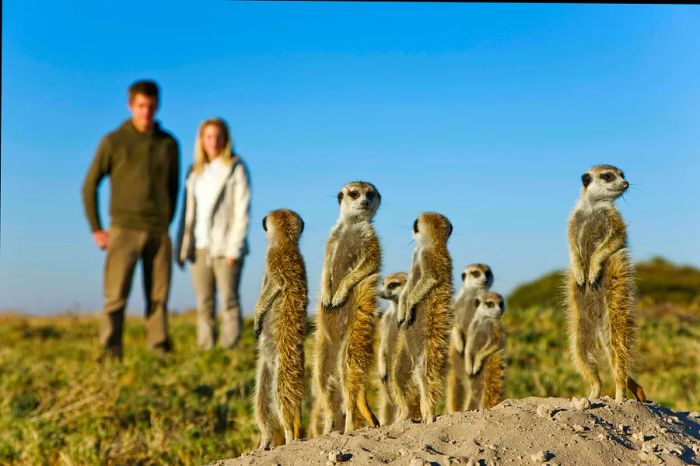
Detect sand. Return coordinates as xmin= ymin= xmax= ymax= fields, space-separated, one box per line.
xmin=211 ymin=397 xmax=700 ymax=466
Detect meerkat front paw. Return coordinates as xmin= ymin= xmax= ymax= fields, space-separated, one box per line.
xmin=587 ymin=268 xmax=602 ymax=289
xmin=321 ymin=294 xmax=335 ymax=312
xmin=405 ymin=305 xmax=417 ymax=327
xmin=453 ymin=332 xmax=465 ymax=355
xmin=572 ymin=267 xmax=586 ymax=289
xmin=465 ymin=361 xmax=473 ymax=375
xmin=329 ymin=290 xmax=348 ymax=309
xmin=396 ymin=298 xmax=407 ymax=328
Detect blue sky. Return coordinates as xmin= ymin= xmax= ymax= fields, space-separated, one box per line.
xmin=2 ymin=2 xmax=699 ymax=314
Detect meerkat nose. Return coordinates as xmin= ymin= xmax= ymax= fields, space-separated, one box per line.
xmin=360 ymin=200 xmax=369 ymax=207
xmin=622 ymin=181 xmax=629 ymax=189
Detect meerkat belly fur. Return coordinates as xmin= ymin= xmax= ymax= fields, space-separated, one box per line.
xmin=393 ymin=212 xmax=454 ymax=424
xmin=566 ymin=164 xmax=646 ymax=403
xmin=377 ymin=272 xmax=419 ymax=425
xmin=253 ymin=209 xmax=308 ymax=449
xmin=447 ymin=264 xmax=493 ymax=413
xmin=311 ymin=181 xmax=382 ymax=435
xmin=464 ymin=292 xmax=506 ymax=410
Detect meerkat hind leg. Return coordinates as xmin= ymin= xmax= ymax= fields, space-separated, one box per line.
xmin=254 ymin=359 xmax=280 ymax=449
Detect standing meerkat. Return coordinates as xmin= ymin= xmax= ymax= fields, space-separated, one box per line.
xmin=446 ymin=264 xmax=494 ymax=413
xmin=566 ymin=164 xmax=646 ymax=403
xmin=253 ymin=209 xmax=308 ymax=449
xmin=464 ymin=291 xmax=506 ymax=410
xmin=311 ymin=181 xmax=381 ymax=435
xmin=393 ymin=212 xmax=454 ymax=424
xmin=377 ymin=272 xmax=418 ymax=425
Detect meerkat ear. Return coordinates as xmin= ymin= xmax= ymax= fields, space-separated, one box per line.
xmin=461 ymin=272 xmax=466 ymax=281
xmin=262 ymin=216 xmax=268 ymax=232
xmin=413 ymin=218 xmax=419 ymax=234
xmin=299 ymin=218 xmax=305 ymax=234
xmin=582 ymin=173 xmax=592 ymax=188
xmin=446 ymin=219 xmax=453 ymax=237
xmin=475 ymin=298 xmax=481 ymax=307
xmin=337 ymin=191 xmax=344 ymax=204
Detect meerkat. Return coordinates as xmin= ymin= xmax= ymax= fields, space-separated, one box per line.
xmin=446 ymin=264 xmax=494 ymax=413
xmin=464 ymin=291 xmax=506 ymax=410
xmin=253 ymin=209 xmax=309 ymax=449
xmin=311 ymin=181 xmax=382 ymax=435
xmin=377 ymin=272 xmax=420 ymax=425
xmin=393 ymin=212 xmax=454 ymax=424
xmin=566 ymin=165 xmax=646 ymax=403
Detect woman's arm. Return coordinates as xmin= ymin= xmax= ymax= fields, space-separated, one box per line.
xmin=225 ymin=160 xmax=251 ymax=262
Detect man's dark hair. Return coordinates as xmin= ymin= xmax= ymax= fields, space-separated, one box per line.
xmin=128 ymin=80 xmax=159 ymax=103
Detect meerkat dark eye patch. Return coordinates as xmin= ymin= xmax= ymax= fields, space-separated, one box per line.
xmin=582 ymin=173 xmax=592 ymax=187
xmin=387 ymin=282 xmax=399 ymax=290
xmin=413 ymin=219 xmax=419 ymax=234
xmin=262 ymin=216 xmax=268 ymax=231
xmin=349 ymin=191 xmax=359 ymax=199
xmin=470 ymin=271 xmax=481 ymax=278
xmin=601 ymin=172 xmax=615 ymax=182
xmin=487 ymin=301 xmax=494 ymax=308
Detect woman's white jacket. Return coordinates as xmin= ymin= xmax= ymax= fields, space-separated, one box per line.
xmin=175 ymin=157 xmax=251 ymax=265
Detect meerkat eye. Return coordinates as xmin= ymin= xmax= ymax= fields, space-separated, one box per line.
xmin=487 ymin=301 xmax=494 ymax=308
xmin=601 ymin=173 xmax=614 ymax=182
xmin=413 ymin=219 xmax=419 ymax=234
xmin=470 ymin=271 xmax=481 ymax=278
xmin=387 ymin=282 xmax=399 ymax=290
xmin=349 ymin=191 xmax=359 ymax=200
xmin=262 ymin=216 xmax=268 ymax=232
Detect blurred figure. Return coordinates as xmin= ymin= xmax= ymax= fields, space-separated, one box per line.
xmin=176 ymin=118 xmax=251 ymax=349
xmin=82 ymin=80 xmax=180 ymax=360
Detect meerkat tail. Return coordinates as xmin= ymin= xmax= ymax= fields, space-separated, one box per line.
xmin=481 ymin=351 xmax=504 ymax=409
xmin=627 ymin=377 xmax=647 ymax=402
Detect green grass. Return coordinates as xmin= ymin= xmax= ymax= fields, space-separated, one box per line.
xmin=1 ymin=296 xmax=698 ymax=465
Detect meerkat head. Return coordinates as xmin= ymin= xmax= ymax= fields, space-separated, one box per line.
xmin=262 ymin=208 xmax=304 ymax=244
xmin=461 ymin=263 xmax=493 ymax=291
xmin=379 ymin=272 xmax=408 ymax=303
xmin=337 ymin=181 xmax=381 ymax=220
xmin=412 ymin=212 xmax=453 ymax=247
xmin=580 ymin=165 xmax=629 ymax=204
xmin=474 ymin=291 xmax=505 ymax=319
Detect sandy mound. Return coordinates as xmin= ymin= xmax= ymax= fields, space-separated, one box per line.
xmin=211 ymin=397 xmax=700 ymax=466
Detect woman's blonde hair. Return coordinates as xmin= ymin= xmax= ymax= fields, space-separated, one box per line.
xmin=193 ymin=118 xmax=235 ymax=173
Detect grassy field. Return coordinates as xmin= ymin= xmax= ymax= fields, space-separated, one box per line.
xmin=1 ymin=259 xmax=698 ymax=465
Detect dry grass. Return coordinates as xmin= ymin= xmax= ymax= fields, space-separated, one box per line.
xmin=1 ymin=299 xmax=697 ymax=465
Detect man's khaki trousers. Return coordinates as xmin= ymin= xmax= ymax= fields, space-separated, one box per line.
xmin=101 ymin=225 xmax=172 ymax=358
xmin=190 ymin=248 xmax=244 ymax=349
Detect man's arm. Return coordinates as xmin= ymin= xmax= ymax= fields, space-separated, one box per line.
xmin=168 ymin=139 xmax=180 ymax=225
xmin=81 ymin=137 xmax=112 ymax=244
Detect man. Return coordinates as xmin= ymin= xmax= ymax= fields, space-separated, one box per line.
xmin=82 ymin=80 xmax=180 ymax=360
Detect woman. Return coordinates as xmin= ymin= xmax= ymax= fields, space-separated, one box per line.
xmin=176 ymin=118 xmax=251 ymax=349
